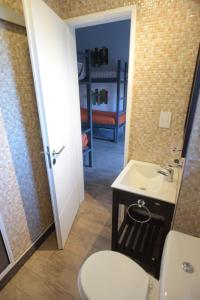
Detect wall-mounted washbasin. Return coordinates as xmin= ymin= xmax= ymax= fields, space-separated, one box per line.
xmin=111 ymin=160 xmax=181 ymax=204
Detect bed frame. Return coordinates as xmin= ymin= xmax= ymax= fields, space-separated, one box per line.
xmin=79 ymin=50 xmax=128 ymax=143
xmin=78 ymin=50 xmax=93 ymax=167
xmin=94 ymin=59 xmax=127 ymax=143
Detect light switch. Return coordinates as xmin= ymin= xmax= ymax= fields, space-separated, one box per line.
xmin=159 ymin=111 xmax=172 ymax=128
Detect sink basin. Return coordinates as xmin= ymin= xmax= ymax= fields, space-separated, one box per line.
xmin=121 ymin=162 xmax=163 ymax=194
xmin=111 ymin=160 xmax=181 ymax=204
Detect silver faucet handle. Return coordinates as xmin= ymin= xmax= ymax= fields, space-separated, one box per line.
xmin=158 ymin=165 xmax=174 ymax=182
xmin=173 ymin=159 xmax=183 ymax=168
xmin=163 ymin=166 xmax=174 ymax=177
xmin=165 ymin=166 xmax=173 ymax=171
xmin=160 ymin=164 xmax=173 ymax=171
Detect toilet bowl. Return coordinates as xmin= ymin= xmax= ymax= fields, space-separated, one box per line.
xmin=78 ymin=231 xmax=200 ymax=300
xmin=78 ymin=251 xmax=149 ymax=300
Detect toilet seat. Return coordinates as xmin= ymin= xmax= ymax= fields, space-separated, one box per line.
xmin=78 ymin=250 xmax=149 ymax=300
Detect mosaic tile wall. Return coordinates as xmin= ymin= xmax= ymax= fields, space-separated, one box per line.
xmin=0 ymin=19 xmax=53 ymax=260
xmin=50 ymin=0 xmax=200 ymax=165
xmin=47 ymin=0 xmax=200 ymax=236
xmin=0 ymin=0 xmax=63 ymax=16
xmin=0 ymin=0 xmax=200 ymax=262
xmin=2 ymin=0 xmax=200 ymax=165
xmin=174 ymin=92 xmax=200 ymax=237
xmin=42 ymin=0 xmax=200 ymax=237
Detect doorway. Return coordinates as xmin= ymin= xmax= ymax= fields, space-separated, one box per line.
xmin=66 ymin=5 xmax=136 ymax=167
xmin=23 ymin=0 xmax=136 ymax=249
xmin=75 ymin=20 xmax=131 ymax=201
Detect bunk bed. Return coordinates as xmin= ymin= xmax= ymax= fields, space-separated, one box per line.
xmin=79 ymin=52 xmax=128 ymax=143
xmin=78 ymin=50 xmax=93 ymax=167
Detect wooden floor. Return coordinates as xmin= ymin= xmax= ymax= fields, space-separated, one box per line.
xmin=0 ymin=139 xmax=125 ymax=300
xmin=0 ymin=138 xmax=160 ymax=300
xmin=0 ymin=192 xmax=112 ymax=300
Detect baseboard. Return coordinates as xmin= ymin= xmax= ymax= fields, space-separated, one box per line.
xmin=0 ymin=223 xmax=55 ymax=291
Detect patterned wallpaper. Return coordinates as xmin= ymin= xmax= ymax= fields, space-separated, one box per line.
xmin=174 ymin=92 xmax=200 ymax=237
xmin=0 ymin=19 xmax=53 ymax=259
xmin=0 ymin=0 xmax=200 ymax=263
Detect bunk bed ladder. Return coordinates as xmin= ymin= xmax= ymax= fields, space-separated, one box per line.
xmin=85 ymin=49 xmax=93 ymax=167
xmin=79 ymin=50 xmax=93 ymax=167
xmin=115 ymin=60 xmax=121 ymax=143
xmin=80 ymin=51 xmax=127 ymax=145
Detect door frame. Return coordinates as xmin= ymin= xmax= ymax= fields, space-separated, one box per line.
xmin=65 ymin=5 xmax=137 ymax=166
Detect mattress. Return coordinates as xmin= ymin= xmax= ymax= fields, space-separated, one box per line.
xmin=82 ymin=133 xmax=88 ymax=148
xmin=77 ymin=61 xmax=127 ymax=80
xmin=81 ymin=108 xmax=126 ymax=126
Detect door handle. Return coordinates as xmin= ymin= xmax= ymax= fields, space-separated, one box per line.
xmin=52 ymin=146 xmax=65 ymax=165
xmin=52 ymin=146 xmax=65 ymax=156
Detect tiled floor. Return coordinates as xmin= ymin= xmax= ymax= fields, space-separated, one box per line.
xmin=0 ymin=138 xmax=124 ymax=300
xmin=84 ymin=136 xmax=124 ymax=200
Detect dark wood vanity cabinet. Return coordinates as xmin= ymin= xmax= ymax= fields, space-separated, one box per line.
xmin=111 ymin=189 xmax=175 ymax=279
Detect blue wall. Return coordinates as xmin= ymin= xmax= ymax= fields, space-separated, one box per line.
xmin=76 ymin=20 xmax=130 ymax=70
xmin=76 ymin=20 xmax=130 ymax=112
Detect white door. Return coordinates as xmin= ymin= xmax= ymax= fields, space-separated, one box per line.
xmin=22 ymin=0 xmax=84 ymax=249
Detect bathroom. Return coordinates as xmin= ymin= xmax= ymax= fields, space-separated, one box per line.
xmin=0 ymin=0 xmax=200 ymax=299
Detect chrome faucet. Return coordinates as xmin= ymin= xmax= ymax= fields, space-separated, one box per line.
xmin=158 ymin=166 xmax=174 ymax=182
xmin=172 ymin=159 xmax=183 ymax=168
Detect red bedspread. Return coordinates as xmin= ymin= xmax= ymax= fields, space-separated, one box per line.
xmin=82 ymin=133 xmax=88 ymax=148
xmin=81 ymin=108 xmax=126 ymax=126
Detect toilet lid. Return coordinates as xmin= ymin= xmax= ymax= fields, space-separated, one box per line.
xmin=78 ymin=251 xmax=149 ymax=300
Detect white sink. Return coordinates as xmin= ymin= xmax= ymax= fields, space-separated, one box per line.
xmin=111 ymin=160 xmax=181 ymax=204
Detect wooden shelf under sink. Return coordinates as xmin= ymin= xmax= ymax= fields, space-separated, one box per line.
xmin=117 ymin=211 xmax=166 ymax=278
xmin=111 ymin=188 xmax=175 ymax=279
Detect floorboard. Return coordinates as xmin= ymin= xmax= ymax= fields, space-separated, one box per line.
xmin=0 ymin=138 xmax=124 ymax=300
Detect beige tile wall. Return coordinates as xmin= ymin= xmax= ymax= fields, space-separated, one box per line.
xmin=41 ymin=0 xmax=200 ymax=237
xmin=0 ymin=19 xmax=53 ymax=259
xmin=54 ymin=0 xmax=200 ymax=165
xmin=2 ymin=0 xmax=200 ymax=164
xmin=0 ymin=0 xmax=200 ymax=263
xmin=48 ymin=0 xmax=200 ymax=236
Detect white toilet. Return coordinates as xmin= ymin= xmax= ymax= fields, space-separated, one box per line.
xmin=78 ymin=231 xmax=200 ymax=300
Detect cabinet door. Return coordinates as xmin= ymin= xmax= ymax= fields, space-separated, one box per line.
xmin=117 ymin=190 xmax=175 ymax=230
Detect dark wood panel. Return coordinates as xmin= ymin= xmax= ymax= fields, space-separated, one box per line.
xmin=111 ymin=188 xmax=175 ymax=279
